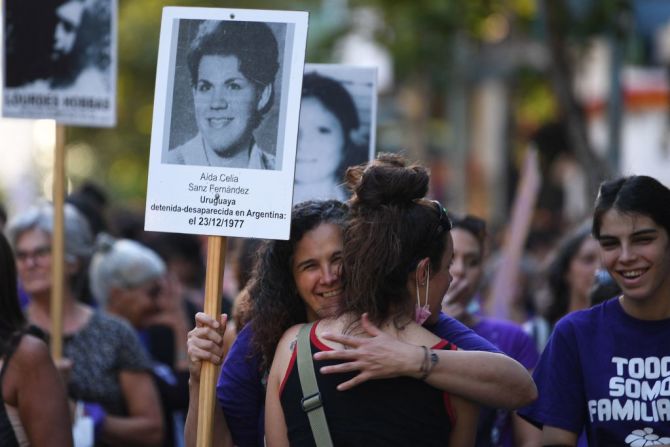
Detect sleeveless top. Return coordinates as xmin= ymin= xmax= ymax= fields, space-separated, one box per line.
xmin=279 ymin=322 xmax=457 ymax=446
xmin=0 ymin=333 xmax=29 ymax=447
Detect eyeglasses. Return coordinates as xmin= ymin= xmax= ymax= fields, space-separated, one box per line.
xmin=146 ymin=284 xmax=162 ymax=300
xmin=15 ymin=245 xmax=52 ymax=264
xmin=429 ymin=200 xmax=452 ymax=235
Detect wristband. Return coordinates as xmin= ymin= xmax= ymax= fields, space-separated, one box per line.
xmin=419 ymin=346 xmax=438 ymax=381
xmin=83 ymin=402 xmax=107 ymax=438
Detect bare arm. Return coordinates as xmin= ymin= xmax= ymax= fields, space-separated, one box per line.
xmin=447 ymin=395 xmax=479 ymax=446
xmin=184 ymin=312 xmax=232 ymax=447
xmin=14 ymin=335 xmax=73 ymax=447
xmin=542 ymin=426 xmax=578 ymax=447
xmin=314 ymin=314 xmax=537 ymax=409
xmin=512 ymin=412 xmax=542 ymax=447
xmin=264 ymin=326 xmax=299 ymax=447
xmin=97 ymin=370 xmax=164 ymax=446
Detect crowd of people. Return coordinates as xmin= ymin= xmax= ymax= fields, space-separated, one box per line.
xmin=1 ymin=152 xmax=669 ymax=446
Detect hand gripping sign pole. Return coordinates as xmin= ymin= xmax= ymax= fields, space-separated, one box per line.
xmin=51 ymin=124 xmax=67 ymax=361
xmin=196 ymin=236 xmax=227 ymax=446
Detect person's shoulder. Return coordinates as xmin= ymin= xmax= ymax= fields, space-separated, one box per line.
xmin=555 ymin=299 xmax=614 ymax=330
xmin=92 ymin=311 xmax=136 ymax=334
xmin=166 ymin=135 xmax=203 ymax=165
xmin=249 ymin=144 xmax=275 ymax=170
xmin=480 ymin=317 xmax=528 ymax=334
xmin=13 ymin=333 xmax=51 ymax=366
xmin=279 ymin=323 xmax=302 ymax=346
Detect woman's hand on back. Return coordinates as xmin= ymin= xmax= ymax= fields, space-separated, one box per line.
xmin=187 ymin=312 xmax=227 ymax=382
xmin=313 ymin=313 xmax=423 ymax=390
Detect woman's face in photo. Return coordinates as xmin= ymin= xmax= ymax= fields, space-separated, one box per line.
xmin=193 ymin=54 xmax=265 ymax=157
xmin=295 ymin=96 xmax=345 ymax=183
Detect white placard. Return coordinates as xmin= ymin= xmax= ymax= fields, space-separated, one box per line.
xmin=2 ymin=0 xmax=117 ymax=127
xmin=145 ymin=7 xmax=308 ymax=240
xmin=293 ymin=63 xmax=377 ymax=204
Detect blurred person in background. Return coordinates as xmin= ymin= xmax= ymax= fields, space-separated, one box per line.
xmin=0 ymin=231 xmax=73 ymax=447
xmin=89 ymin=235 xmax=191 ymax=447
xmin=443 ymin=213 xmax=541 ymax=447
xmin=7 ymin=203 xmax=163 ymax=447
xmin=544 ymin=224 xmax=600 ymax=329
xmin=520 ymin=175 xmax=670 ymax=444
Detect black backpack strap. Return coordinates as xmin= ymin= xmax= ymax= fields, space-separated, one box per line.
xmin=296 ymin=322 xmax=333 ymax=447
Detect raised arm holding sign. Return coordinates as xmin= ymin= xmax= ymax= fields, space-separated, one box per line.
xmin=145 ymin=8 xmax=309 ymax=446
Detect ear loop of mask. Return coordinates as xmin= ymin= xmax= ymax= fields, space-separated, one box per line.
xmin=415 ymin=264 xmax=431 ymax=307
xmin=425 ymin=265 xmax=430 ymax=307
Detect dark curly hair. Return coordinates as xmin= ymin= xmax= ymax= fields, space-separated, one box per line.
xmin=0 ymin=233 xmax=26 ymax=357
xmin=340 ymin=153 xmax=451 ymax=330
xmin=250 ymin=200 xmax=348 ymax=371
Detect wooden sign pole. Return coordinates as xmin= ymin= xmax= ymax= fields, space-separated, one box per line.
xmin=196 ymin=236 xmax=227 ymax=447
xmin=51 ymin=124 xmax=67 ymax=360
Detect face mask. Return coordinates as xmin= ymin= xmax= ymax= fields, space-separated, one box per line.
xmin=415 ymin=265 xmax=432 ymax=325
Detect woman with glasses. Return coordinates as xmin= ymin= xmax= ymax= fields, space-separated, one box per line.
xmin=6 ymin=203 xmax=163 ymax=447
xmin=0 ymin=231 xmax=73 ymax=446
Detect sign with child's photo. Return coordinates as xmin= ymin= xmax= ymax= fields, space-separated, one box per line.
xmin=293 ymin=64 xmax=377 ymax=204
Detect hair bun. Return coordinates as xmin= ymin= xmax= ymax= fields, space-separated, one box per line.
xmin=346 ymin=153 xmax=429 ymax=208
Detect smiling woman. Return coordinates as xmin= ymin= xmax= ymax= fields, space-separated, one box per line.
xmin=520 ymin=175 xmax=670 ymax=446
xmin=166 ymin=20 xmax=281 ymax=170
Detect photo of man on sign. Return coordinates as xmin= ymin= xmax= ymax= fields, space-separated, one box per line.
xmin=164 ymin=20 xmax=284 ymax=170
xmin=4 ymin=0 xmax=112 ymax=93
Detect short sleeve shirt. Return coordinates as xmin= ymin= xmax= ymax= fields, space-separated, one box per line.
xmin=61 ymin=312 xmax=152 ymax=415
xmin=519 ymin=298 xmax=670 ymax=445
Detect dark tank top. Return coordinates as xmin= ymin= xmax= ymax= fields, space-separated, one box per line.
xmin=0 ymin=333 xmax=24 ymax=447
xmin=280 ymin=322 xmax=456 ymax=446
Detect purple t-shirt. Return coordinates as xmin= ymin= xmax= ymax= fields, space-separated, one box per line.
xmin=473 ymin=318 xmax=539 ymax=447
xmin=216 ymin=312 xmax=502 ymax=447
xmin=519 ymin=297 xmax=670 ymax=445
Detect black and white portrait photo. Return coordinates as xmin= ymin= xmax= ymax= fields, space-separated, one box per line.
xmin=293 ymin=64 xmax=377 ymax=204
xmin=145 ymin=8 xmax=307 ymax=239
xmin=163 ymin=19 xmax=286 ymax=170
xmin=3 ymin=0 xmax=117 ymax=126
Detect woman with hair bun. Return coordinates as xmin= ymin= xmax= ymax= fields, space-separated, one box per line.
xmin=265 ymin=154 xmax=480 ymax=445
xmin=187 ymin=195 xmax=535 ymax=447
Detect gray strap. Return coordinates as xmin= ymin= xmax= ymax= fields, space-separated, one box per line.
xmin=296 ymin=323 xmax=334 ymax=447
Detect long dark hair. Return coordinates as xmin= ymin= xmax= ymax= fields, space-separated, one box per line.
xmin=545 ymin=225 xmax=591 ymax=326
xmin=0 ymin=233 xmax=26 ymax=357
xmin=592 ymin=175 xmax=670 ymax=239
xmin=250 ymin=200 xmax=348 ymax=371
xmin=341 ymin=153 xmax=451 ymax=329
